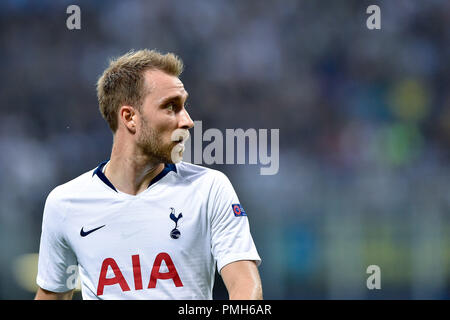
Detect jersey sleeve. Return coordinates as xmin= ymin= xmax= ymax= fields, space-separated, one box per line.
xmin=36 ymin=188 xmax=78 ymax=292
xmin=208 ymin=171 xmax=261 ymax=274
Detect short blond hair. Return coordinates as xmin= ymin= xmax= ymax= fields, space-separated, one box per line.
xmin=97 ymin=49 xmax=184 ymax=132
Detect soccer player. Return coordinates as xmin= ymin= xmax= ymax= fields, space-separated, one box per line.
xmin=34 ymin=50 xmax=262 ymax=300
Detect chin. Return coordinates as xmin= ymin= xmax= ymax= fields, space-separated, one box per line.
xmin=170 ymin=144 xmax=185 ymax=164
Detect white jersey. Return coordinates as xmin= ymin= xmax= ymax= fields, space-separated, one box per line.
xmin=36 ymin=161 xmax=261 ymax=300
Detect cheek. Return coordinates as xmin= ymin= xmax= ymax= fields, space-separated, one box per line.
xmin=141 ymin=110 xmax=176 ymax=140
xmin=155 ymin=114 xmax=177 ymax=133
xmin=147 ymin=123 xmax=172 ymax=146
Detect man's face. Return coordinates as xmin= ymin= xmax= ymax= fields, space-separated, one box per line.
xmin=135 ymin=69 xmax=194 ymax=163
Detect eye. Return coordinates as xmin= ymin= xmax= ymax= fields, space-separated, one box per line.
xmin=166 ymin=102 xmax=175 ymax=112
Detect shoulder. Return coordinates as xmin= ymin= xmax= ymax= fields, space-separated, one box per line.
xmin=45 ymin=168 xmax=96 ymax=206
xmin=175 ymin=162 xmax=231 ymax=187
xmin=174 ymin=163 xmax=236 ymax=204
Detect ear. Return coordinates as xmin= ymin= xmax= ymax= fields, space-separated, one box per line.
xmin=119 ymin=105 xmax=137 ymax=133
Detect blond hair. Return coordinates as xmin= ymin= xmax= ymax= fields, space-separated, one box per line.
xmin=97 ymin=49 xmax=184 ymax=132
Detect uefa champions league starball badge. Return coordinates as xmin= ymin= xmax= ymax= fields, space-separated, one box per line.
xmin=169 ymin=207 xmax=183 ymax=239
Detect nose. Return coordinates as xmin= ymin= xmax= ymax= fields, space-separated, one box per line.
xmin=178 ymin=108 xmax=194 ymax=130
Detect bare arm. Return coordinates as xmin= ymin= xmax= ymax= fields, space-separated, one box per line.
xmin=34 ymin=287 xmax=74 ymax=300
xmin=221 ymin=260 xmax=262 ymax=300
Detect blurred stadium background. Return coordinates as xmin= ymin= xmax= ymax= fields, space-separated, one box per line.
xmin=1 ymin=0 xmax=449 ymax=299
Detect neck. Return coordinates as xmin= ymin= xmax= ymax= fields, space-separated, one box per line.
xmin=104 ymin=134 xmax=165 ymax=195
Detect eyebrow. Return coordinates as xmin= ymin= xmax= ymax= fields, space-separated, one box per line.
xmin=159 ymin=92 xmax=189 ymax=106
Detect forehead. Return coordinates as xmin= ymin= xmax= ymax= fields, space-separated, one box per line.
xmin=143 ymin=69 xmax=187 ymax=103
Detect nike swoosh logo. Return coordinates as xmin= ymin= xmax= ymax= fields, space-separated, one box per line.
xmin=80 ymin=225 xmax=106 ymax=237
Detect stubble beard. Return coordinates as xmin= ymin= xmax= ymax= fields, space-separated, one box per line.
xmin=137 ymin=119 xmax=174 ymax=164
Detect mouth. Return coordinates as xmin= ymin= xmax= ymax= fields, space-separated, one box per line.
xmin=171 ymin=129 xmax=190 ymax=145
xmin=170 ymin=139 xmax=186 ymax=164
xmin=173 ymin=137 xmax=184 ymax=145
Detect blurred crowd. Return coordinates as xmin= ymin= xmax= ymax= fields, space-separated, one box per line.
xmin=0 ymin=0 xmax=449 ymax=299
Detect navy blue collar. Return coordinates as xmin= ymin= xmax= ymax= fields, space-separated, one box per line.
xmin=93 ymin=160 xmax=177 ymax=193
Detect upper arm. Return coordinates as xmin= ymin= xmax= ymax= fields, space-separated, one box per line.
xmin=220 ymin=260 xmax=262 ymax=300
xmin=208 ymin=172 xmax=261 ymax=272
xmin=36 ymin=189 xmax=78 ymax=292
xmin=35 ymin=287 xmax=74 ymax=300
